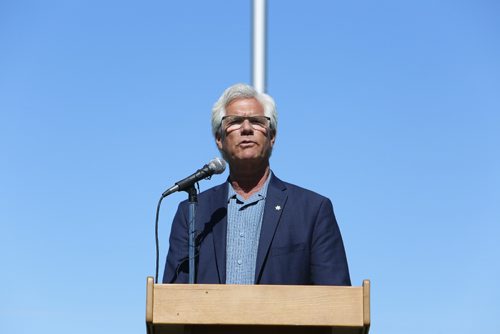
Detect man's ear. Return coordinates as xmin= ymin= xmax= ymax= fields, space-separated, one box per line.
xmin=270 ymin=129 xmax=277 ymax=146
xmin=215 ymin=133 xmax=223 ymax=150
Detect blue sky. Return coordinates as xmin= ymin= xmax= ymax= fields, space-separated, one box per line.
xmin=1 ymin=1 xmax=499 ymax=333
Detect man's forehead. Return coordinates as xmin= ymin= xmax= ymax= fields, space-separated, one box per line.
xmin=225 ymin=97 xmax=264 ymax=115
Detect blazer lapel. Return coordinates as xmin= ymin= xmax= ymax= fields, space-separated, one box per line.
xmin=210 ymin=183 xmax=228 ymax=284
xmin=254 ymin=174 xmax=288 ymax=283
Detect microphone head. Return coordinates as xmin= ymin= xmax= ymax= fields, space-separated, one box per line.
xmin=208 ymin=157 xmax=226 ymax=174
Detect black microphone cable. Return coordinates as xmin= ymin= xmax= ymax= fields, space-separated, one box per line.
xmin=154 ymin=158 xmax=225 ymax=284
xmin=154 ymin=182 xmax=201 ymax=284
xmin=154 ymin=195 xmax=164 ymax=284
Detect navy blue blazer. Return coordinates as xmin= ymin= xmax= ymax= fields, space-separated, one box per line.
xmin=163 ymin=174 xmax=351 ymax=285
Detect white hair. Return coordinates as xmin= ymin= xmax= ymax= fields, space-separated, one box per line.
xmin=211 ymin=83 xmax=278 ymax=138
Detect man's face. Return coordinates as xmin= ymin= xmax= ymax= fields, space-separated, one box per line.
xmin=216 ymin=98 xmax=275 ymax=165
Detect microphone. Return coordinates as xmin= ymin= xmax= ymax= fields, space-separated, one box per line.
xmin=161 ymin=157 xmax=226 ymax=197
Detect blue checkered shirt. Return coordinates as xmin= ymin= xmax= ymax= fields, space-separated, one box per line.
xmin=225 ymin=175 xmax=271 ymax=284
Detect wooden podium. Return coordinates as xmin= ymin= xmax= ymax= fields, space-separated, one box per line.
xmin=145 ymin=277 xmax=370 ymax=334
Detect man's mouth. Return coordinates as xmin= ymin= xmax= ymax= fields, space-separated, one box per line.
xmin=239 ymin=140 xmax=256 ymax=147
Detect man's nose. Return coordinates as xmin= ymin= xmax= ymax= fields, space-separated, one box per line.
xmin=240 ymin=118 xmax=254 ymax=133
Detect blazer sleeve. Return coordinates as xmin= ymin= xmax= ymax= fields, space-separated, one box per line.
xmin=162 ymin=202 xmax=189 ymax=283
xmin=310 ymin=197 xmax=351 ymax=286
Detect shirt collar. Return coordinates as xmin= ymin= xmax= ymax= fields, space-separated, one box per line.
xmin=227 ymin=171 xmax=272 ymax=204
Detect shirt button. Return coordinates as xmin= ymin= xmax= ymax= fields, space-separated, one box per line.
xmin=239 ymin=232 xmax=244 ymax=237
xmin=237 ymin=260 xmax=242 ymax=265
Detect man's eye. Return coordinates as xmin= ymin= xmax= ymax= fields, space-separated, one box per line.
xmin=228 ymin=118 xmax=243 ymax=125
xmin=250 ymin=118 xmax=266 ymax=126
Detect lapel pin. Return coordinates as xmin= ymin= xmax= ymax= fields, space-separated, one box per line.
xmin=275 ymin=205 xmax=281 ymax=211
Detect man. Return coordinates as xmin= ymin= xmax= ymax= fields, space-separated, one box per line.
xmin=163 ymin=83 xmax=350 ymax=285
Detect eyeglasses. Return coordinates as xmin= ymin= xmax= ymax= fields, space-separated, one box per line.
xmin=221 ymin=115 xmax=271 ymax=132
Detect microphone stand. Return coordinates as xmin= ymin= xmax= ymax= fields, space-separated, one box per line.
xmin=186 ymin=185 xmax=198 ymax=284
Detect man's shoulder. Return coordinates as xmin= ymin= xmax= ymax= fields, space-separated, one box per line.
xmin=193 ymin=181 xmax=228 ymax=203
xmin=181 ymin=174 xmax=332 ymax=204
xmin=199 ymin=181 xmax=227 ymax=196
xmin=176 ymin=181 xmax=227 ymax=208
xmin=270 ymin=174 xmax=331 ymax=203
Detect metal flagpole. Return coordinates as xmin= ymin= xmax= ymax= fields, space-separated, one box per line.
xmin=252 ymin=0 xmax=267 ymax=93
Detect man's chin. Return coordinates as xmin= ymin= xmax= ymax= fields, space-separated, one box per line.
xmin=222 ymin=148 xmax=273 ymax=166
xmin=233 ymin=155 xmax=260 ymax=163
xmin=228 ymin=154 xmax=271 ymax=166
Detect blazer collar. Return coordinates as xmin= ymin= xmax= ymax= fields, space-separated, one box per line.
xmin=209 ymin=182 xmax=229 ymax=284
xmin=255 ymin=173 xmax=288 ymax=283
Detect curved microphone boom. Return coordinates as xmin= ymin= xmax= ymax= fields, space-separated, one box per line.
xmin=161 ymin=157 xmax=226 ymax=197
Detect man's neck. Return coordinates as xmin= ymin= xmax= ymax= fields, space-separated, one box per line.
xmin=229 ymin=163 xmax=270 ymax=200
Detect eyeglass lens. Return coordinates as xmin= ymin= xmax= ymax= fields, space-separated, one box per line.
xmin=223 ymin=116 xmax=269 ymax=130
